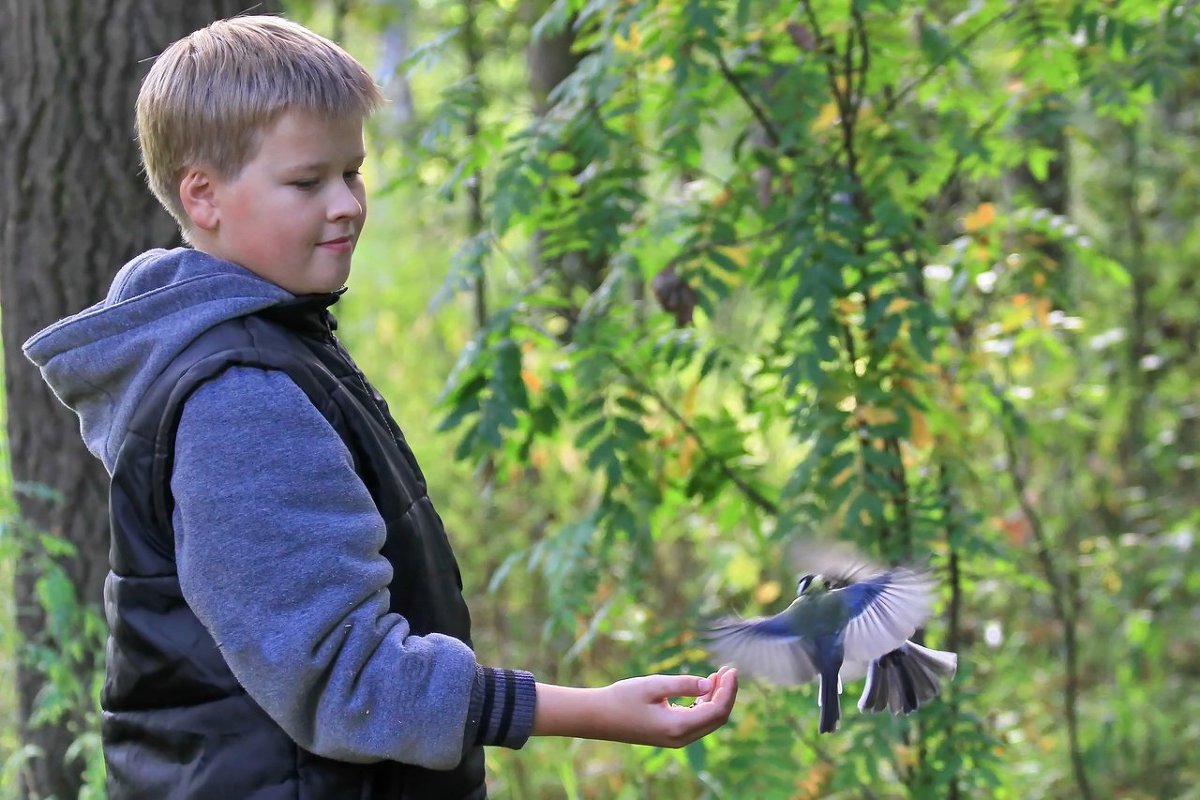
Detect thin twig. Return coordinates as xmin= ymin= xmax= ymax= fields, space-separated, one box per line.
xmin=778 ymin=703 xmax=881 ymax=800
xmin=714 ymin=49 xmax=782 ymax=149
xmin=933 ymin=100 xmax=1009 ymax=201
xmin=605 ymin=355 xmax=779 ymax=516
xmin=849 ymin=4 xmax=870 ymax=116
xmin=1000 ymin=413 xmax=1093 ymax=800
xmin=884 ymin=8 xmax=1019 ymax=114
xmin=938 ymin=463 xmax=964 ymax=800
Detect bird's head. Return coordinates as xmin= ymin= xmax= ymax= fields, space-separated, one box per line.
xmin=796 ymin=574 xmax=821 ymax=595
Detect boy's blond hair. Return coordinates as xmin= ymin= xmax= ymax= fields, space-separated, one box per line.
xmin=136 ymin=15 xmax=383 ymax=233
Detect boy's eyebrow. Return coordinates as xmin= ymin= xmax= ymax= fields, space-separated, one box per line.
xmin=284 ymin=154 xmax=367 ymax=172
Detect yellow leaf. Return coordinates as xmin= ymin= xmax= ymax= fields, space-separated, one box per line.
xmin=835 ymin=297 xmax=860 ymax=317
xmin=1104 ymin=570 xmax=1122 ymax=593
xmin=831 ymin=465 xmax=855 ymax=488
xmin=520 ymin=368 xmax=541 ymax=394
xmin=677 ymin=434 xmax=696 ymax=474
xmin=995 ymin=512 xmax=1032 ymax=546
xmin=725 ymin=550 xmax=759 ymax=591
xmin=754 ymin=581 xmax=781 ymax=606
xmin=796 ymin=763 xmax=833 ymax=799
xmin=811 ymin=102 xmax=840 ymax=132
xmin=886 ymin=296 xmax=912 ymax=315
xmin=613 ymin=23 xmax=642 ymax=52
xmin=963 ymin=202 xmax=996 ymax=232
xmin=682 ymin=379 xmax=699 ymax=417
xmin=715 ymin=244 xmax=748 ymax=268
xmin=1035 ymin=297 xmax=1051 ymax=326
xmin=909 ymin=408 xmax=932 ymax=449
xmin=857 ymin=405 xmax=898 ymax=426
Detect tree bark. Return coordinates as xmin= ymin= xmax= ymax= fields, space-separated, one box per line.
xmin=0 ymin=2 xmax=277 ymax=797
xmin=525 ymin=0 xmax=612 ymax=312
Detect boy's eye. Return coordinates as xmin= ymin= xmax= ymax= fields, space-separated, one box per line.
xmin=344 ymin=170 xmax=363 ymax=182
xmin=291 ymin=179 xmax=319 ymax=190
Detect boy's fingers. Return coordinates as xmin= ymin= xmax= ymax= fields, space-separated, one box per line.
xmin=705 ymin=668 xmax=738 ymax=714
xmin=649 ymin=673 xmax=709 ymax=699
xmin=692 ymin=666 xmax=732 ymax=706
xmin=687 ymin=669 xmax=738 ymax=726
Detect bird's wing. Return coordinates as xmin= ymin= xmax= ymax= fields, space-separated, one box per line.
xmin=837 ymin=568 xmax=935 ymax=663
xmin=704 ymin=613 xmax=819 ymax=686
xmin=839 ymin=658 xmax=869 ymax=682
xmin=791 ymin=540 xmax=878 ymax=589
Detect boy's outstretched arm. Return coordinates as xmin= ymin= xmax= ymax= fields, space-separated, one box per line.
xmin=532 ymin=666 xmax=738 ymax=748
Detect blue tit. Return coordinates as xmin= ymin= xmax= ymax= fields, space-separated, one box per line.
xmin=704 ymin=548 xmax=957 ymax=734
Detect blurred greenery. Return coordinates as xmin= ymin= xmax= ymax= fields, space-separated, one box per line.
xmin=4 ymin=0 xmax=1200 ymax=798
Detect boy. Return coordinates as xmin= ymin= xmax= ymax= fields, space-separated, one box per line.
xmin=23 ymin=14 xmax=736 ymax=800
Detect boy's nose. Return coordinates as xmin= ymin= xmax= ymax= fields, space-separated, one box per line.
xmin=328 ymin=184 xmax=364 ymax=221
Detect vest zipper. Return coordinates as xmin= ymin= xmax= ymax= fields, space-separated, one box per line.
xmin=320 ymin=314 xmax=412 ymax=461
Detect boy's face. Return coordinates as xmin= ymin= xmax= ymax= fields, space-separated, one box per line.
xmin=188 ymin=110 xmax=368 ymax=295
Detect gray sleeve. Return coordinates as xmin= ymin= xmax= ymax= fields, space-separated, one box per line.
xmin=171 ymin=366 xmax=536 ymax=768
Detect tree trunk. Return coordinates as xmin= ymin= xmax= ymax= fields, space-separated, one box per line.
xmin=0 ymin=2 xmax=277 ymax=797
xmin=525 ymin=0 xmax=611 ymax=311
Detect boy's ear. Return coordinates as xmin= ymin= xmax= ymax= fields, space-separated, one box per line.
xmin=178 ymin=167 xmax=220 ymax=231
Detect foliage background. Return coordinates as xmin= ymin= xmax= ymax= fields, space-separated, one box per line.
xmin=3 ymin=0 xmax=1199 ymax=798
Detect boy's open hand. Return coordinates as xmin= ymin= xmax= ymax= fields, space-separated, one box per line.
xmin=533 ymin=666 xmax=738 ymax=748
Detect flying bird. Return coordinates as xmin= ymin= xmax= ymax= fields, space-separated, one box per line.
xmin=704 ymin=545 xmax=957 ymax=733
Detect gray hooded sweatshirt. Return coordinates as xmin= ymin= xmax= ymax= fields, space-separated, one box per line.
xmin=23 ymin=247 xmax=535 ymax=770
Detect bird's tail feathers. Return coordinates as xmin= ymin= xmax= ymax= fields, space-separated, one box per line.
xmin=905 ymin=641 xmax=958 ymax=678
xmin=857 ymin=641 xmax=958 ymax=715
xmin=817 ymin=672 xmax=841 ymax=734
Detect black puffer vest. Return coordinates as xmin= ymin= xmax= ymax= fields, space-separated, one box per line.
xmin=102 ymin=296 xmax=485 ymax=799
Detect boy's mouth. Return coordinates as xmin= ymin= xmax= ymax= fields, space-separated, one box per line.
xmin=317 ymin=235 xmax=354 ymax=252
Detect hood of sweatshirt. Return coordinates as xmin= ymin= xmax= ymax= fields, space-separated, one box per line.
xmin=23 ymin=248 xmax=295 ymax=473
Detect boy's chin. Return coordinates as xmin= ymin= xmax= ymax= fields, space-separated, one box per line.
xmin=298 ymin=266 xmax=353 ymax=295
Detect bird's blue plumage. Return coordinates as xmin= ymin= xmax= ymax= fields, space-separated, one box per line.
xmin=704 ymin=544 xmax=954 ymax=734
xmin=747 ymin=613 xmax=801 ymax=638
xmin=841 ymin=576 xmax=889 ymax=617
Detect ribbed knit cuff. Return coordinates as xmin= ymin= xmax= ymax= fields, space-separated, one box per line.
xmin=465 ymin=665 xmax=537 ymax=750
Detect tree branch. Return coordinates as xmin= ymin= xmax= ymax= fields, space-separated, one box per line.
xmin=999 ymin=410 xmax=1093 ymax=800
xmin=939 ymin=463 xmax=964 ymax=800
xmin=885 ymin=8 xmax=1018 ymax=114
xmin=713 ymin=48 xmax=782 ymax=150
xmin=605 ymin=355 xmax=779 ymax=516
xmin=849 ymin=3 xmax=870 ymax=116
